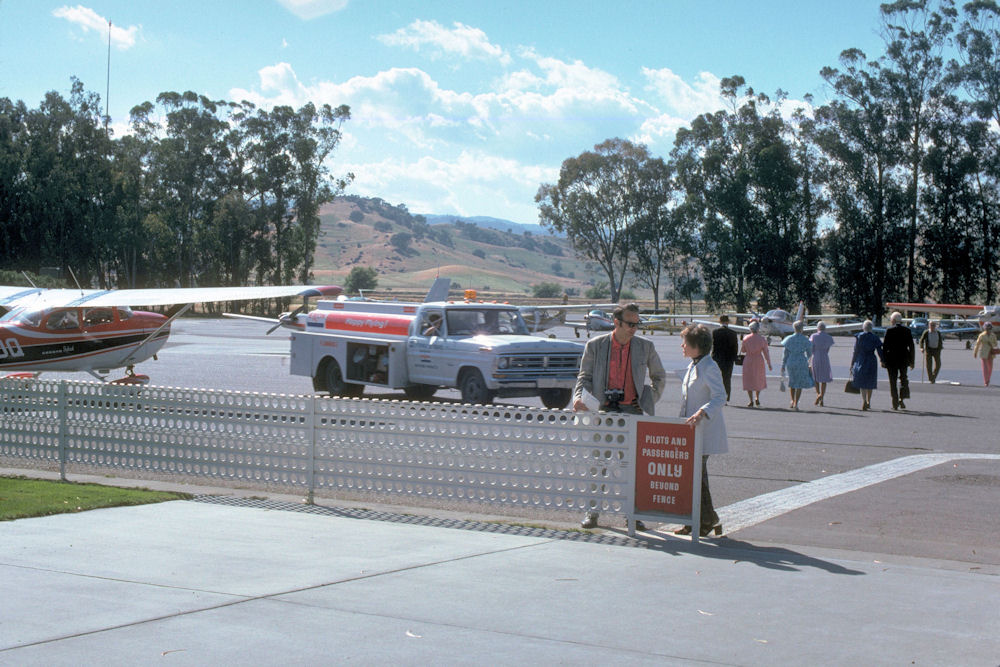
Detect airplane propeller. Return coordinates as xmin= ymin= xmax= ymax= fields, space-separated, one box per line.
xmin=267 ymin=303 xmax=309 ymax=334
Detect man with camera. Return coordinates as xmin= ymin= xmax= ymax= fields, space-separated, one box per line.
xmin=573 ymin=303 xmax=667 ymax=530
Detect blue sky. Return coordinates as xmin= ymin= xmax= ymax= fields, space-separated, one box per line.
xmin=2 ymin=1 xmax=888 ymax=224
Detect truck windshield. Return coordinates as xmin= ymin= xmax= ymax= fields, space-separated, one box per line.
xmin=446 ymin=308 xmax=529 ymax=336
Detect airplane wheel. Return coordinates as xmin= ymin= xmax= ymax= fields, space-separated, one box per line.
xmin=540 ymin=388 xmax=571 ymax=410
xmin=459 ymin=369 xmax=493 ymax=405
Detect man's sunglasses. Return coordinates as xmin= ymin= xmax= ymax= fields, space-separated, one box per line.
xmin=617 ymin=318 xmax=640 ymax=328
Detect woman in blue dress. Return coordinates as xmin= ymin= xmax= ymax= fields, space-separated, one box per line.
xmin=851 ymin=320 xmax=884 ymax=411
xmin=780 ymin=320 xmax=813 ymax=410
xmin=809 ymin=321 xmax=835 ymax=406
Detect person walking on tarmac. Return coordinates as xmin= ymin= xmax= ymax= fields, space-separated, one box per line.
xmin=882 ymin=312 xmax=915 ymax=410
xmin=918 ymin=320 xmax=944 ymax=384
xmin=712 ymin=314 xmax=739 ymax=402
xmin=573 ymin=303 xmax=667 ymax=530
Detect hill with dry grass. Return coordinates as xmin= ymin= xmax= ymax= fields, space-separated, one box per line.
xmin=310 ymin=196 xmax=601 ymax=298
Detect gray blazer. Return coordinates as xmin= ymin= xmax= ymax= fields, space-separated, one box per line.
xmin=574 ymin=333 xmax=666 ymax=415
xmin=680 ymin=355 xmax=729 ymax=455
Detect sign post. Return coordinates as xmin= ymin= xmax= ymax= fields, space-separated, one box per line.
xmin=628 ymin=417 xmax=703 ymax=542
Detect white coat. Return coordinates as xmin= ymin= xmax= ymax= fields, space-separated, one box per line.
xmin=680 ymin=355 xmax=729 ymax=455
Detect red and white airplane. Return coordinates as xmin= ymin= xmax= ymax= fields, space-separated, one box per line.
xmin=886 ymin=302 xmax=1000 ymax=328
xmin=0 ymin=284 xmax=341 ymax=383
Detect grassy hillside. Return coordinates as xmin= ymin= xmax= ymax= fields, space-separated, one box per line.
xmin=310 ymin=197 xmax=603 ymax=298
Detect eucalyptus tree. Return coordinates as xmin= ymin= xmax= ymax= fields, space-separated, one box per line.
xmin=0 ymin=97 xmax=27 ymax=267
xmin=131 ymin=92 xmax=231 ymax=287
xmin=628 ymin=156 xmax=690 ymax=311
xmin=818 ymin=50 xmax=909 ymax=319
xmin=671 ymin=77 xmax=803 ymax=312
xmin=918 ymin=95 xmax=988 ymax=302
xmin=16 ymin=80 xmax=115 ymax=285
xmin=536 ymin=138 xmax=655 ymax=302
xmin=879 ymin=0 xmax=957 ymax=301
xmin=239 ymin=102 xmax=351 ymax=285
xmin=953 ymin=0 xmax=1000 ymax=301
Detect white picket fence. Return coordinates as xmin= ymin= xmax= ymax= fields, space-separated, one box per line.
xmin=0 ymin=379 xmax=638 ymax=516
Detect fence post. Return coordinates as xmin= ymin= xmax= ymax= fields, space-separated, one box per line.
xmin=306 ymin=394 xmax=316 ymax=505
xmin=58 ymin=381 xmax=68 ymax=482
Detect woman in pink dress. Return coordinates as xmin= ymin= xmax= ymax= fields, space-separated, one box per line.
xmin=740 ymin=320 xmax=772 ymax=407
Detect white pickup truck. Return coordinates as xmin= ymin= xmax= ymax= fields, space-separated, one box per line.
xmin=287 ymin=298 xmax=585 ymax=408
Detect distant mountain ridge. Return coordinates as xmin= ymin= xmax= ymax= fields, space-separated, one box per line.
xmin=421 ymin=214 xmax=552 ymax=237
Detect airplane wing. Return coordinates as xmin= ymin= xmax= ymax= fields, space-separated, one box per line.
xmin=693 ymin=319 xmax=752 ymax=335
xmin=805 ymin=321 xmax=863 ymax=335
xmin=0 ymin=285 xmax=342 ymax=311
xmin=886 ymin=302 xmax=983 ymax=316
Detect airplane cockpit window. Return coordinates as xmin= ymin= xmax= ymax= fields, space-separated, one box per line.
xmin=118 ymin=306 xmax=133 ymax=320
xmin=5 ymin=309 xmax=43 ymax=327
xmin=46 ymin=309 xmax=80 ymax=330
xmin=83 ymin=308 xmax=114 ymax=327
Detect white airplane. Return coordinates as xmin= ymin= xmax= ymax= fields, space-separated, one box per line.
xmin=0 ymin=283 xmax=341 ymax=383
xmin=887 ymin=302 xmax=1000 ymax=329
xmin=695 ymin=301 xmax=861 ymax=341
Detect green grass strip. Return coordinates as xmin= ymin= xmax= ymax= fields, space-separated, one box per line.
xmin=0 ymin=476 xmax=190 ymax=521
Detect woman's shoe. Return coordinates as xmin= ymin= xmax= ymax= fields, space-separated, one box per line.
xmin=814 ymin=395 xmax=821 ymax=405
xmin=674 ymin=525 xmax=693 ymax=536
xmin=862 ymin=402 xmax=869 ymax=411
xmin=700 ymin=522 xmax=723 ymax=537
xmin=755 ymin=398 xmax=760 ymax=406
xmin=746 ymin=401 xmax=754 ymax=407
xmin=819 ymin=397 xmax=824 ymax=407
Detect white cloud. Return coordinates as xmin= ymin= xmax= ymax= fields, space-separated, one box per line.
xmin=276 ymin=0 xmax=349 ymax=20
xmin=642 ymin=67 xmax=724 ymax=119
xmin=229 ymin=47 xmax=738 ymax=219
xmin=52 ymin=5 xmax=139 ymax=50
xmin=378 ymin=20 xmax=511 ymax=65
xmin=342 ymin=152 xmax=556 ymax=223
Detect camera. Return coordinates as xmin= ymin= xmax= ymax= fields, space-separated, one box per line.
xmin=604 ymin=388 xmax=625 ymax=412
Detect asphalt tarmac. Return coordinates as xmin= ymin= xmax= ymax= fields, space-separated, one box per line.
xmin=3 ymin=318 xmax=998 ymax=664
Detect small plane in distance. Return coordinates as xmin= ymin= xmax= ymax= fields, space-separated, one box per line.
xmin=0 ymin=283 xmax=341 ymax=382
xmin=695 ymin=301 xmax=862 ymax=341
xmin=887 ymin=302 xmax=1000 ymax=329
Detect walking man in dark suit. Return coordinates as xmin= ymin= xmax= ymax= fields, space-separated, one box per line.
xmin=882 ymin=311 xmax=915 ymax=410
xmin=712 ymin=315 xmax=739 ymax=402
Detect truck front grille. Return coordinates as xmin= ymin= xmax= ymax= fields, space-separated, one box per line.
xmin=503 ymin=353 xmax=581 ymax=378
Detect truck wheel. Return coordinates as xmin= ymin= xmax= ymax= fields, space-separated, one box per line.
xmin=403 ymin=384 xmax=437 ymax=400
xmin=459 ymin=369 xmax=493 ymax=405
xmin=321 ymin=358 xmax=364 ymax=397
xmin=540 ymin=388 xmax=572 ymax=410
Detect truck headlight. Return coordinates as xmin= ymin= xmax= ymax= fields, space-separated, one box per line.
xmin=497 ymin=357 xmax=510 ymax=369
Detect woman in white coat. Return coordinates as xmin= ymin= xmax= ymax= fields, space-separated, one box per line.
xmin=677 ymin=324 xmax=727 ymax=537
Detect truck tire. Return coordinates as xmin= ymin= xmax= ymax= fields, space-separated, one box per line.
xmin=540 ymin=388 xmax=572 ymax=410
xmin=320 ymin=358 xmax=364 ymax=397
xmin=459 ymin=369 xmax=493 ymax=405
xmin=403 ymin=384 xmax=437 ymax=401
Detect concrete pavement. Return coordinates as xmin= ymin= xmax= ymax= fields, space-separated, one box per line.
xmin=1 ymin=492 xmax=998 ymax=665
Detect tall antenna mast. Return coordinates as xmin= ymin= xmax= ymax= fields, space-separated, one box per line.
xmin=105 ymin=19 xmax=111 ymax=137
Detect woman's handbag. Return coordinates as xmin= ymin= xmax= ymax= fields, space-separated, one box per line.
xmin=735 ymin=353 xmax=745 ymax=366
xmin=845 ymin=379 xmax=860 ymax=394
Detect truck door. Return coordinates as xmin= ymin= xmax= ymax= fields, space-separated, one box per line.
xmin=408 ymin=308 xmax=445 ymax=384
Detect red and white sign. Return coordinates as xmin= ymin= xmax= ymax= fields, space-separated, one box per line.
xmin=634 ymin=420 xmax=697 ymax=516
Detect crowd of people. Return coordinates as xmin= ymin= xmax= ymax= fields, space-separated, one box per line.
xmin=569 ymin=305 xmax=998 ymax=535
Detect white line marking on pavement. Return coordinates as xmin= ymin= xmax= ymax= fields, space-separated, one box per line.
xmin=719 ymin=453 xmax=1000 ymax=533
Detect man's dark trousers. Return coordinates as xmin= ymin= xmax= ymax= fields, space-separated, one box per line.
xmin=886 ymin=364 xmax=910 ymax=408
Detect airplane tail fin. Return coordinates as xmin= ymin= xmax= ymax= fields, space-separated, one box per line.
xmin=796 ymin=300 xmax=805 ymax=323
xmin=424 ymin=277 xmax=451 ymax=302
